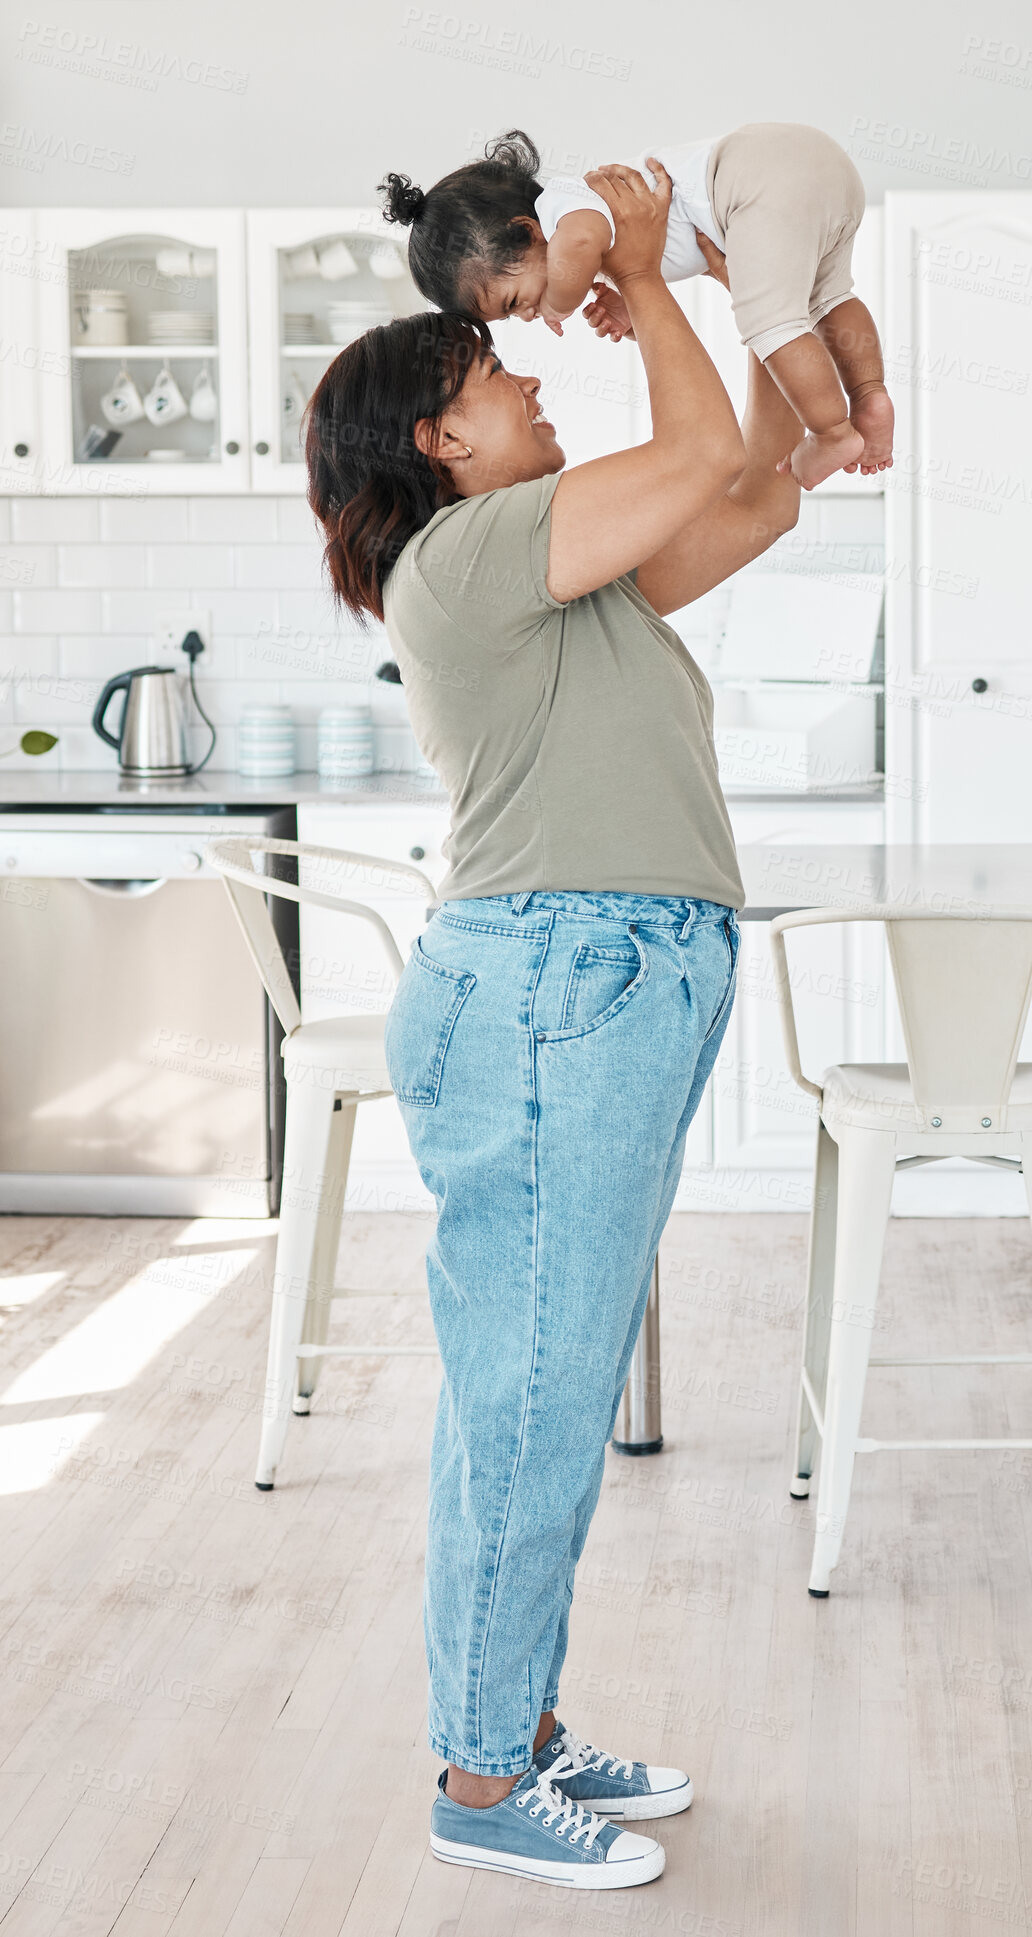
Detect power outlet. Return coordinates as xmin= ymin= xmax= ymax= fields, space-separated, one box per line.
xmin=155 ymin=610 xmax=212 ymax=659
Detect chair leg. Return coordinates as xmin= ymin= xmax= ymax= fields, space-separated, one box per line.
xmin=295 ymin=1098 xmax=357 ymax=1411
xmin=808 ymin=1128 xmax=896 ymax=1597
xmin=791 ymin=1115 xmax=839 ymax=1499
xmin=256 ymin=1077 xmax=341 ymax=1491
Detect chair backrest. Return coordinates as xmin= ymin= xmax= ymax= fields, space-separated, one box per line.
xmin=205 ymin=837 xmax=437 ymax=1037
xmin=770 ymin=906 xmax=1032 ymax=1127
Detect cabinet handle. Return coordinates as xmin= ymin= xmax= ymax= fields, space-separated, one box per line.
xmin=225 ymin=440 xmax=240 ymax=455
xmin=409 ymin=845 xmax=425 ymax=860
xmin=255 ymin=441 xmax=269 ymax=456
xmin=971 ymin=677 xmax=988 ymax=694
xmin=13 ymin=443 xmax=28 ymax=458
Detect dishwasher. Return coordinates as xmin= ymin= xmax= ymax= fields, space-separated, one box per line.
xmin=0 ymin=806 xmax=298 ymax=1215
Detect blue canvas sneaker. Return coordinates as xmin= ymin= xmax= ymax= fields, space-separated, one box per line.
xmin=429 ymin=1764 xmax=665 ymax=1888
xmin=534 ymin=1719 xmax=694 ymax=1819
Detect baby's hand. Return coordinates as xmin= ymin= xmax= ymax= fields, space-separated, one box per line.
xmin=582 ymin=281 xmax=634 ymax=343
xmin=537 ymin=298 xmax=568 ymax=337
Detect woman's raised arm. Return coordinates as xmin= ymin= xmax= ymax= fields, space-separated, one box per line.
xmin=545 ymin=164 xmax=747 ymax=605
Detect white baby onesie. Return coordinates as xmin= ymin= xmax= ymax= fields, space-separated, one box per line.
xmin=534 ymin=138 xmax=723 ymax=282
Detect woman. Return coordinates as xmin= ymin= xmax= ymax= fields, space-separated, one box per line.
xmin=306 ymin=163 xmax=801 ymax=1892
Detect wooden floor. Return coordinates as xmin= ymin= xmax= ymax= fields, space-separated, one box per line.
xmin=1 ymin=1206 xmax=1032 ymax=1936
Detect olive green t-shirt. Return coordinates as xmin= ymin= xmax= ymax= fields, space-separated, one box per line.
xmin=382 ymin=470 xmax=745 ymax=909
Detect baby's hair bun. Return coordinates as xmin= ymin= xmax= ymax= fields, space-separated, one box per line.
xmin=379 ymin=172 xmax=427 ymax=226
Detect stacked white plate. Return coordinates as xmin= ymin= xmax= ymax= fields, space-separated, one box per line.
xmin=237 ymin=703 xmax=296 ymax=777
xmin=283 ymin=312 xmax=318 ymax=343
xmin=327 ymin=301 xmax=393 ymax=345
xmin=147 ymin=311 xmax=215 ymax=344
xmin=317 ymin=703 xmax=375 ymax=778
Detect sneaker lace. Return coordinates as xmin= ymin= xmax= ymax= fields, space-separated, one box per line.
xmin=518 ymin=1768 xmax=606 ymax=1846
xmin=558 ymin=1726 xmax=634 ymax=1782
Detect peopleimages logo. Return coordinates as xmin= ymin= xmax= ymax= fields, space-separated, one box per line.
xmin=16 ymin=21 xmax=250 ymax=93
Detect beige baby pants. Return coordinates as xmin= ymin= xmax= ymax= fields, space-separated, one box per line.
xmin=706 ymin=123 xmax=866 ymax=361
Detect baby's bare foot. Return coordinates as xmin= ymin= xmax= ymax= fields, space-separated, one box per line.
xmin=847 ymin=385 xmax=894 ymax=474
xmin=778 ymin=420 xmax=865 ymax=491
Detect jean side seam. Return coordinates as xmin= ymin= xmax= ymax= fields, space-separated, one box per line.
xmin=467 ymin=916 xmax=552 ymax=1765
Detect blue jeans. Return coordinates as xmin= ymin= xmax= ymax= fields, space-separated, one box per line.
xmin=383 ymin=889 xmax=741 ymax=1776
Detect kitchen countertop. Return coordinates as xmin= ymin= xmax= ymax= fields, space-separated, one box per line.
xmin=0 ymin=770 xmax=885 ymax=811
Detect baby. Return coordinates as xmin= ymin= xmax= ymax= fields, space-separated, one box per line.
xmin=380 ymin=124 xmax=893 ymax=491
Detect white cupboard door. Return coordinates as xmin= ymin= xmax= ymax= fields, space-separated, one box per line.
xmin=0 ymin=213 xmax=44 ymax=493
xmin=246 ymin=209 xmax=424 ymax=494
xmin=885 ymin=193 xmax=1032 ymax=841
xmin=669 ymin=208 xmax=885 ymax=498
xmin=34 ymin=209 xmax=249 ymax=494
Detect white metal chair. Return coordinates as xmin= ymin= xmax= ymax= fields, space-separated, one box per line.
xmin=771 ymin=906 xmax=1032 ymax=1596
xmin=206 ymin=836 xmax=439 ymax=1490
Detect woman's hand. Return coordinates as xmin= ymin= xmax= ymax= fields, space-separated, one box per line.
xmin=697 ymin=232 xmax=730 ymax=290
xmin=583 ymin=158 xmax=672 ymax=289
xmin=582 ymin=281 xmax=635 ymax=342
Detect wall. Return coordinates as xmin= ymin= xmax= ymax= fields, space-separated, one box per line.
xmin=1 ymin=0 xmax=1030 ymax=208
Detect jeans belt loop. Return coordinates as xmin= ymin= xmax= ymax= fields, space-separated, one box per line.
xmin=511 ymin=890 xmax=533 ymax=915
xmin=678 ymin=909 xmax=695 ymax=941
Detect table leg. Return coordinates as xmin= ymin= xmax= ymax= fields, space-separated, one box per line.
xmin=612 ymin=1255 xmax=663 ymax=1455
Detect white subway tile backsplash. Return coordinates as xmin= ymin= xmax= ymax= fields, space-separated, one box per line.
xmin=12 ymin=500 xmax=98 ymax=543
xmin=101 ymin=589 xmax=185 ymax=634
xmin=276 ymin=588 xmax=345 ymax=633
xmin=0 ymin=636 xmax=58 ymax=677
xmin=2 ymin=490 xmax=885 ymax=779
xmin=233 ymin=544 xmax=321 ymax=589
xmin=277 ymin=678 xmax=375 ymax=722
xmin=58 ymin=545 xmax=145 ymax=587
xmin=187 ymin=498 xmax=277 ymax=543
xmin=145 ymin=545 xmax=235 ymax=588
xmin=58 ymin=636 xmax=155 ymax=679
xmin=13 ymin=588 xmax=101 ymax=633
xmin=206 ymin=589 xmax=279 ymax=634
xmin=52 ymin=726 xmax=120 ymax=772
xmin=99 ymin=499 xmax=190 ymax=543
xmin=277 ymin=500 xmax=321 ymax=543
xmin=13 ymin=671 xmax=101 ymax=725
xmin=2 ymin=546 xmax=57 ymax=588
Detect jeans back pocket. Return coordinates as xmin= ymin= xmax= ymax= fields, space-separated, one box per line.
xmin=384 ymin=937 xmax=476 ymax=1107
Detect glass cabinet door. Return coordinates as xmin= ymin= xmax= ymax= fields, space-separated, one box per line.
xmin=246 ymin=209 xmax=423 ymax=493
xmin=35 ymin=209 xmax=249 ymax=493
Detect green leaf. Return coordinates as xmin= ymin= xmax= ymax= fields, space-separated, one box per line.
xmin=20 ymin=730 xmax=58 ymax=756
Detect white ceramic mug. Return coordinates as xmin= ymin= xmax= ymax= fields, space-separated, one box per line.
xmin=283 ymin=244 xmax=320 ymax=281
xmin=143 ymin=363 xmax=188 ymax=426
xmin=100 ymin=365 xmax=145 ymax=426
xmin=317 ymin=239 xmax=359 ymax=282
xmin=188 ymin=364 xmax=218 ymax=422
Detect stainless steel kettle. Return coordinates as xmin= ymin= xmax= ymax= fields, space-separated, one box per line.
xmin=92 ymin=665 xmax=212 ymax=777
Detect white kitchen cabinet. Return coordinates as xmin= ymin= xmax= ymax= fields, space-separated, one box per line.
xmin=885 ymin=192 xmax=1032 ymax=842
xmin=33 ymin=209 xmax=250 ymax=494
xmin=707 ymin=804 xmax=887 ymax=1190
xmin=245 ymin=209 xmax=422 ymax=493
xmin=0 ymin=213 xmax=43 ymax=492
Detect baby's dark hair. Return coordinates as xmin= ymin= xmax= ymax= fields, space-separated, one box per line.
xmin=379 ymin=129 xmax=543 ymax=311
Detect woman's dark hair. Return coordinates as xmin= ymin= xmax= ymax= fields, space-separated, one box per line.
xmin=379 ymin=129 xmax=543 ymax=310
xmin=305 ymin=310 xmax=492 ymax=623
